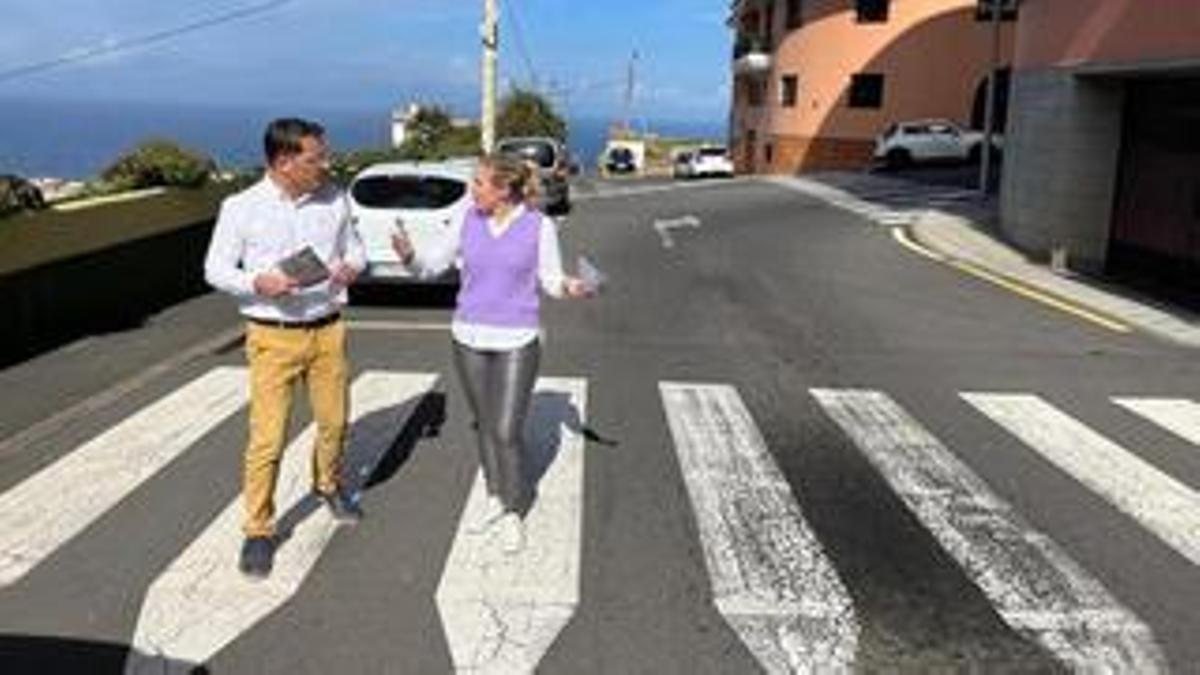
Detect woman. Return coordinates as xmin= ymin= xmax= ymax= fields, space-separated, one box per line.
xmin=391 ymin=152 xmax=592 ymax=553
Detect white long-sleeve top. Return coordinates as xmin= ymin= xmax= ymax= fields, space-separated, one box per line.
xmin=204 ymin=176 xmax=365 ymax=322
xmin=411 ymin=204 xmax=565 ymax=350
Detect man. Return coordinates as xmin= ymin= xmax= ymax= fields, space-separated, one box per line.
xmin=204 ymin=118 xmax=365 ymax=578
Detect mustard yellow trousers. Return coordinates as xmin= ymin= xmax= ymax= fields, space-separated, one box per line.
xmin=242 ymin=319 xmax=348 ymax=538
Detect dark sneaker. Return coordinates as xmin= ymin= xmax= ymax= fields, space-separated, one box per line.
xmin=317 ymin=489 xmax=363 ymax=524
xmin=239 ymin=536 xmax=274 ymax=578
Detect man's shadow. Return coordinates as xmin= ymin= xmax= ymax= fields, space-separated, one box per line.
xmin=271 ymin=391 xmax=447 ymax=544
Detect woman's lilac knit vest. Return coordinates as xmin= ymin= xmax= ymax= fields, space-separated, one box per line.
xmin=455 ymin=207 xmax=541 ymax=329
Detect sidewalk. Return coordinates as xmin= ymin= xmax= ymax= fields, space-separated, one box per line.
xmin=910 ymin=203 xmax=1200 ymax=348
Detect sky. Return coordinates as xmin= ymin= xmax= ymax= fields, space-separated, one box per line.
xmin=0 ymin=0 xmax=732 ymax=124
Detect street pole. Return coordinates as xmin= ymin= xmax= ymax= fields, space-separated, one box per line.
xmin=622 ymin=50 xmax=638 ymax=133
xmin=979 ymin=0 xmax=1003 ymax=195
xmin=481 ymin=0 xmax=498 ymax=154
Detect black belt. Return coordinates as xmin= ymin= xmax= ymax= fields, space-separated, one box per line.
xmin=247 ymin=312 xmax=341 ymax=330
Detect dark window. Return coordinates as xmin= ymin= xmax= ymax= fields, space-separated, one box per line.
xmin=785 ymin=0 xmax=804 ymax=29
xmin=764 ymin=143 xmax=775 ymax=165
xmin=351 ymin=175 xmax=467 ymax=210
xmin=975 ymin=0 xmax=1018 ymax=21
xmin=748 ymin=80 xmax=766 ymax=107
xmin=849 ymin=73 xmax=885 ymax=108
xmin=780 ymin=75 xmax=798 ymax=107
xmin=764 ymin=1 xmax=775 ymax=47
xmin=856 ymin=0 xmax=889 ymax=23
xmin=698 ymin=147 xmax=729 ymax=158
xmin=496 ymin=139 xmax=558 ymax=168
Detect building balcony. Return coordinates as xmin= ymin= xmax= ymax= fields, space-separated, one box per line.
xmin=732 ymin=36 xmax=772 ymax=75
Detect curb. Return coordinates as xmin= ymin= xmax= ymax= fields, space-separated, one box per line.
xmin=909 ymin=210 xmax=1200 ymax=348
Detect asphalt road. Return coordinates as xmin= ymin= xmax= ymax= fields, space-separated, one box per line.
xmin=1 ymin=176 xmax=1198 ymax=673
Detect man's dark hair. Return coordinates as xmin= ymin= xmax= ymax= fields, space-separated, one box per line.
xmin=263 ymin=118 xmax=325 ymax=164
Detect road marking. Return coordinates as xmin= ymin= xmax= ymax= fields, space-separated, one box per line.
xmin=891 ymin=227 xmax=1133 ymax=334
xmin=0 ymin=367 xmax=248 ymax=588
xmin=574 ymin=178 xmax=747 ymax=202
xmin=435 ymin=377 xmax=586 ymax=674
xmin=125 ymin=371 xmax=438 ymax=673
xmin=1113 ymin=397 xmax=1200 ymax=446
xmin=891 ymin=226 xmax=946 ymax=262
xmin=660 ymin=383 xmax=858 ymax=673
xmin=347 ymin=319 xmax=452 ymax=332
xmin=653 ymin=214 xmax=701 ymax=249
xmin=965 ymin=393 xmax=1200 ymax=569
xmin=815 ymin=389 xmax=1166 ymax=672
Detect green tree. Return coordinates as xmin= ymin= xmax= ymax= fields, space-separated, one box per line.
xmin=497 ymin=88 xmax=567 ymax=141
xmin=399 ymin=106 xmax=455 ymax=160
xmin=101 ymin=139 xmax=215 ymax=190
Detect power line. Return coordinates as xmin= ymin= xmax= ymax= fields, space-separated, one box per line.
xmin=502 ymin=0 xmax=539 ymax=89
xmin=0 ymin=0 xmax=298 ymax=84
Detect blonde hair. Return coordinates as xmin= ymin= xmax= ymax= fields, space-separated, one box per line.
xmin=479 ymin=152 xmax=541 ymax=206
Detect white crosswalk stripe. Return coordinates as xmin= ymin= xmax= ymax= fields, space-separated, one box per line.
xmin=660 ymin=382 xmax=859 ymax=673
xmin=814 ymin=389 xmax=1166 ymax=672
xmin=1113 ymin=396 xmax=1200 ymax=447
xmin=434 ymin=377 xmax=588 ymax=675
xmin=8 ymin=364 xmax=1200 ymax=671
xmin=125 ymin=371 xmax=438 ymax=674
xmin=0 ymin=366 xmax=248 ymax=588
xmin=965 ymin=393 xmax=1200 ymax=569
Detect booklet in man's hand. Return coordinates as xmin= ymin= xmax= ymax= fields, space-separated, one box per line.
xmin=277 ymin=246 xmax=330 ymax=287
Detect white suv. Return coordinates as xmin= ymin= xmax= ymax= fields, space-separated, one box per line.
xmin=347 ymin=159 xmax=475 ymax=286
xmin=873 ymin=119 xmax=1000 ymax=169
xmin=675 ymin=146 xmax=735 ymax=179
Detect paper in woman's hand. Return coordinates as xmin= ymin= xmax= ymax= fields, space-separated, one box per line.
xmin=577 ymin=255 xmax=607 ymax=293
xmin=276 ymin=245 xmax=330 ymax=287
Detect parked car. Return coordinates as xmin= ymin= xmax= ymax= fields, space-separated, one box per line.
xmin=605 ymin=146 xmax=638 ymax=175
xmin=495 ymin=136 xmax=571 ymax=214
xmin=675 ymin=146 xmax=735 ymax=179
xmin=347 ymin=159 xmax=475 ymax=286
xmin=873 ymin=119 xmax=1002 ymax=169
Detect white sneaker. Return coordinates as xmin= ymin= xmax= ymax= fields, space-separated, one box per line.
xmin=496 ymin=513 xmax=525 ymax=554
xmin=470 ymin=494 xmax=505 ymax=533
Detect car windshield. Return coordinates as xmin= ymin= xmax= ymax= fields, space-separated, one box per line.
xmin=611 ymin=148 xmax=633 ymax=160
xmin=351 ymin=175 xmax=466 ymax=210
xmin=497 ymin=140 xmax=557 ymax=168
xmin=698 ymin=148 xmax=727 ymax=157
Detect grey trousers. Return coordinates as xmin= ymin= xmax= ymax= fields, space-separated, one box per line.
xmin=452 ymin=339 xmax=541 ymax=512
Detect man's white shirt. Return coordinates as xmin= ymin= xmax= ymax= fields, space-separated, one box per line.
xmin=204 ymin=176 xmax=366 ymax=322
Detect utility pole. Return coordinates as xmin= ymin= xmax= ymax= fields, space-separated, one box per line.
xmin=622 ymin=49 xmax=638 ymax=133
xmin=481 ymin=0 xmax=499 ymax=153
xmin=979 ymin=0 xmax=1005 ymax=195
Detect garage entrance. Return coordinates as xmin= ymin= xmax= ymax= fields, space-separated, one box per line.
xmin=1108 ymin=79 xmax=1200 ymax=302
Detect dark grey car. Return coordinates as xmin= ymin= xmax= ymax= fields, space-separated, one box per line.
xmin=495 ymin=136 xmax=571 ymax=215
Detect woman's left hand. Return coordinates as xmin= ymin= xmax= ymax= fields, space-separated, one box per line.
xmin=562 ymin=276 xmax=594 ymax=299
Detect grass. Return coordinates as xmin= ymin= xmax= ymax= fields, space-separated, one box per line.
xmin=0 ymin=183 xmax=235 ymax=277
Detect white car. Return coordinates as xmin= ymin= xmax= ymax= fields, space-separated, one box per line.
xmin=347 ymin=159 xmax=475 ymax=286
xmin=873 ymin=119 xmax=1001 ymax=168
xmin=675 ymin=146 xmax=735 ymax=179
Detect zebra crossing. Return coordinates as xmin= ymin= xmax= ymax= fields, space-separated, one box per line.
xmin=767 ymin=173 xmax=986 ymax=228
xmin=2 ymin=365 xmax=1199 ymax=672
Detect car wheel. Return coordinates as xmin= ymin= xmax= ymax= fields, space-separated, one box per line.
xmin=885 ymin=149 xmax=912 ymax=169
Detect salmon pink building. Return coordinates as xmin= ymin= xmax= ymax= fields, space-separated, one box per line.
xmin=1000 ymin=0 xmax=1200 ymax=285
xmin=728 ymin=0 xmax=1016 ymax=173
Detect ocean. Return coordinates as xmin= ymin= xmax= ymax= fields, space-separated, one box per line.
xmin=0 ymin=98 xmax=726 ymax=180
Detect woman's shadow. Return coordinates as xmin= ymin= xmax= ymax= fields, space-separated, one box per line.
xmin=518 ymin=390 xmax=616 ymax=517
